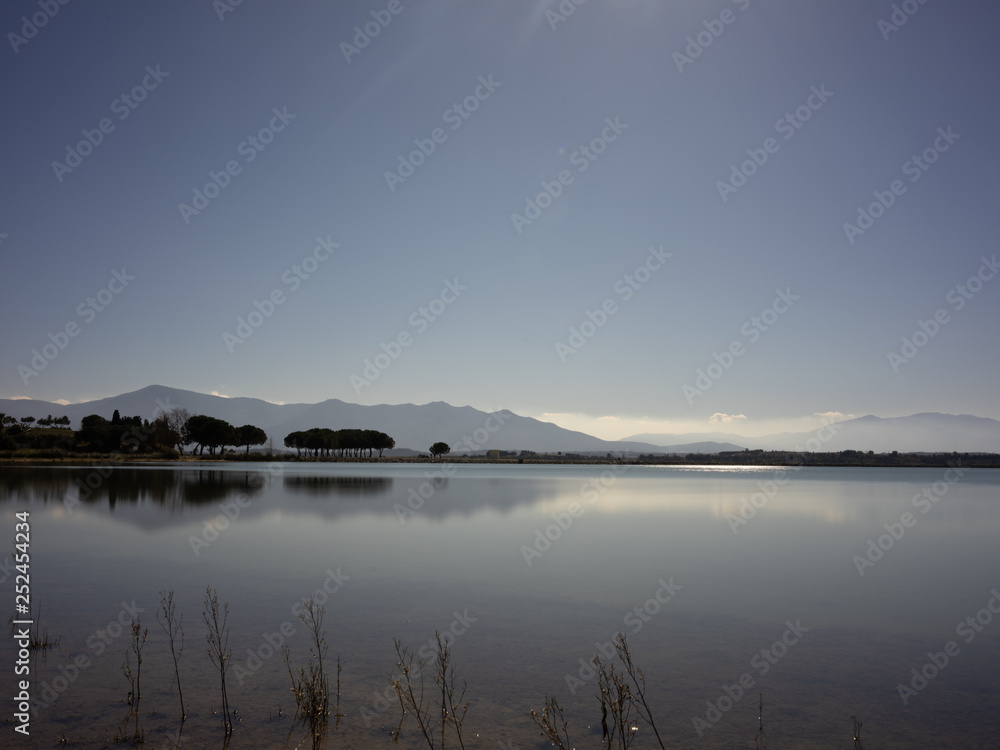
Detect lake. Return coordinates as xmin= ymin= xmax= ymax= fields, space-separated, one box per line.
xmin=2 ymin=462 xmax=998 ymax=748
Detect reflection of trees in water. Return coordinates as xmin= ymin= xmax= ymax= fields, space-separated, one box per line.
xmin=0 ymin=467 xmax=565 ymax=523
xmin=179 ymin=470 xmax=267 ymax=506
xmin=0 ymin=466 xmax=74 ymax=505
xmin=0 ymin=467 xmax=267 ymax=511
xmin=283 ymin=475 xmax=394 ymax=497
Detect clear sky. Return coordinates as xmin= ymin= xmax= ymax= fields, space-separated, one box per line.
xmin=2 ymin=0 xmax=998 ymax=440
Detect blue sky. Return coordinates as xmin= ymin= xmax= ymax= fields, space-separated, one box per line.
xmin=1 ymin=0 xmax=998 ymax=439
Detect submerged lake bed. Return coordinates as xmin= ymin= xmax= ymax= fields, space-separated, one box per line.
xmin=2 ymin=463 xmax=999 ymax=748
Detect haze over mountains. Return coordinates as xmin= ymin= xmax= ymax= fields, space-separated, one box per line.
xmin=623 ymin=413 xmax=1000 ymax=454
xmin=0 ymin=385 xmax=685 ymax=454
xmin=2 ymin=385 xmax=998 ymax=454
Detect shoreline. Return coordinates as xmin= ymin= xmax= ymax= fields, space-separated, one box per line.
xmin=2 ymin=453 xmax=998 ymax=468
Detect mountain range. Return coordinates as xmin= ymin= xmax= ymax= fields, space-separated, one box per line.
xmin=2 ymin=385 xmax=998 ymax=454
xmin=0 ymin=385 xmax=708 ymax=454
xmin=623 ymin=412 xmax=1000 ymax=454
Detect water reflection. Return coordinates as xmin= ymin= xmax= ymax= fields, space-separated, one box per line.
xmin=0 ymin=463 xmax=571 ymax=526
xmin=0 ymin=465 xmax=269 ymax=511
xmin=284 ymin=475 xmax=394 ymax=497
xmin=0 ymin=464 xmax=998 ymax=748
xmin=2 ymin=463 xmax=998 ymax=532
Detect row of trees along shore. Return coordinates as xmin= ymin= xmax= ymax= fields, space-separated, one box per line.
xmin=1 ymin=408 xmax=397 ymax=458
xmin=283 ymin=428 xmax=395 ymax=457
xmin=73 ymin=411 xmax=268 ymax=456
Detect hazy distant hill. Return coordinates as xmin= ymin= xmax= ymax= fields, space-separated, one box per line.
xmin=623 ymin=413 xmax=1000 ymax=453
xmin=0 ymin=385 xmax=688 ymax=454
xmin=7 ymin=387 xmax=995 ymax=454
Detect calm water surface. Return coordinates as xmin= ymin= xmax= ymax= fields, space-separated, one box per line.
xmin=1 ymin=463 xmax=998 ymax=749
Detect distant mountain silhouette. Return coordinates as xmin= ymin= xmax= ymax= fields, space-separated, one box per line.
xmin=1 ymin=385 xmax=720 ymax=454
xmin=624 ymin=413 xmax=1000 ymax=453
xmin=6 ymin=387 xmax=995 ymax=453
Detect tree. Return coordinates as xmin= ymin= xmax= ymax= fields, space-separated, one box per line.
xmin=429 ymin=442 xmax=450 ymax=458
xmin=284 ymin=431 xmax=305 ymax=457
xmin=165 ymin=407 xmax=191 ymax=453
xmin=371 ymin=431 xmax=395 ymax=458
xmin=183 ymin=415 xmax=237 ymax=456
xmin=149 ymin=415 xmax=180 ymax=452
xmin=20 ymin=416 xmax=35 ymax=427
xmin=303 ymin=430 xmax=323 ymax=457
xmin=74 ymin=414 xmax=121 ymax=452
xmin=237 ymin=425 xmax=268 ymax=455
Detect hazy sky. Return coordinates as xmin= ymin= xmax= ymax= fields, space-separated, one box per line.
xmin=2 ymin=0 xmax=998 ymax=440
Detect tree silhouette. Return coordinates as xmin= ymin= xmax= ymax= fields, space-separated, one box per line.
xmin=184 ymin=415 xmax=238 ymax=456
xmin=429 ymin=442 xmax=450 ymax=458
xmin=372 ymin=431 xmax=395 ymax=457
xmin=282 ymin=428 xmax=396 ymax=459
xmin=237 ymin=424 xmax=268 ymax=455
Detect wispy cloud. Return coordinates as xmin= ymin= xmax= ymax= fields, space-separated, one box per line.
xmin=814 ymin=411 xmax=854 ymax=420
xmin=535 ymin=410 xmax=861 ymax=441
xmin=709 ymin=412 xmax=748 ymax=424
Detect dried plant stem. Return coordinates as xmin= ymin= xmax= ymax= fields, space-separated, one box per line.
xmin=203 ymin=586 xmax=233 ymax=737
xmin=283 ymin=599 xmax=333 ymax=749
xmin=390 ymin=631 xmax=469 ymax=750
xmin=156 ymin=589 xmax=186 ymax=720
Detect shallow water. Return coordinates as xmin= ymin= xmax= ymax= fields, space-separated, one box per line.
xmin=1 ymin=462 xmax=998 ymax=748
